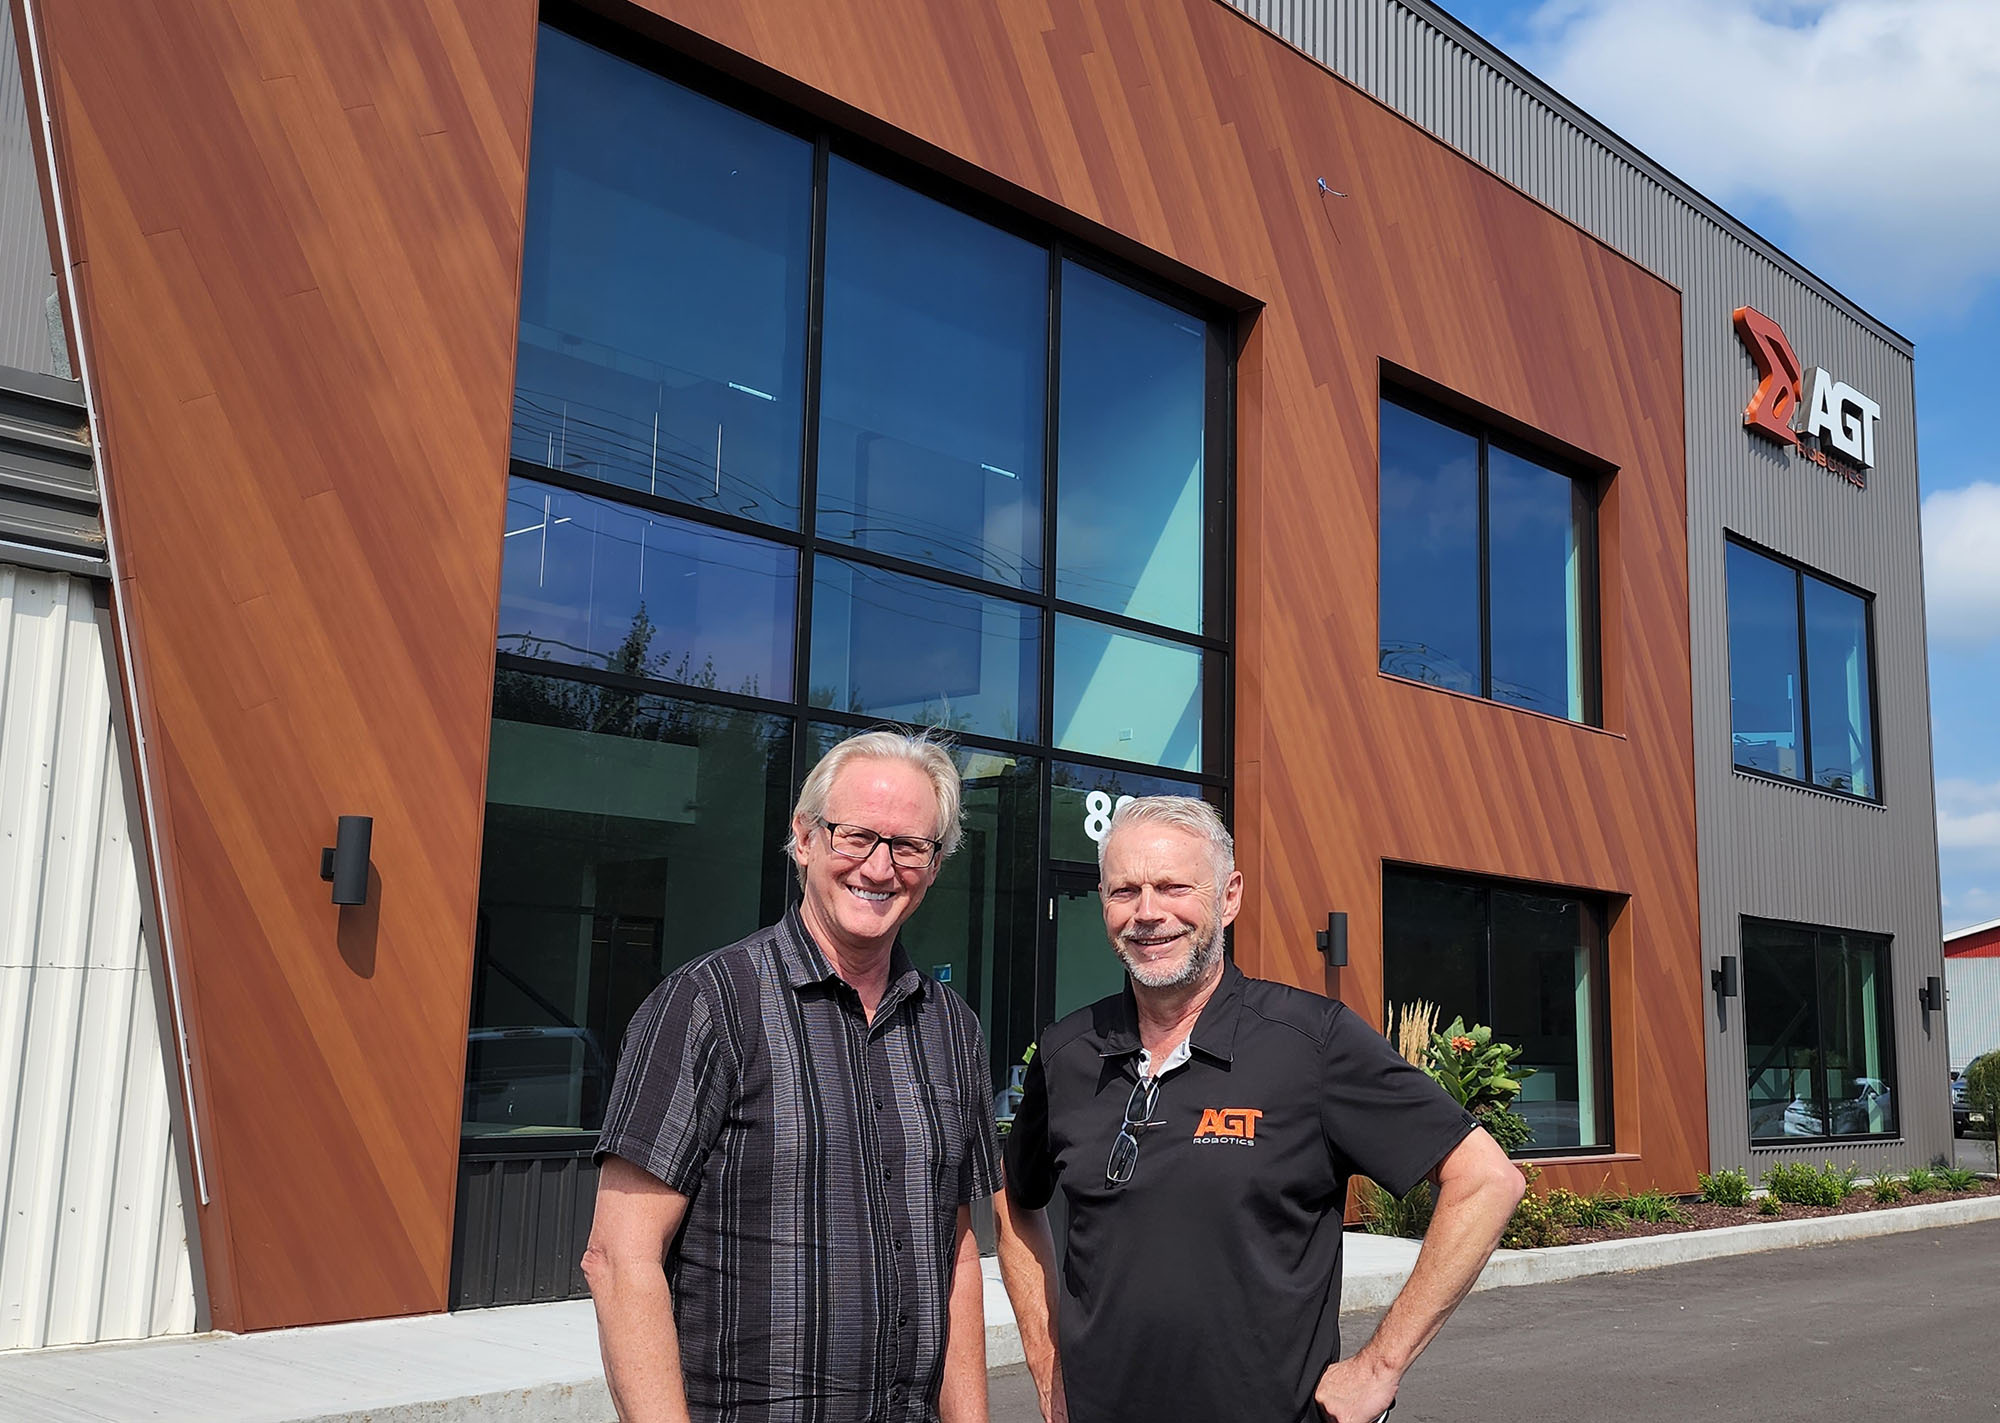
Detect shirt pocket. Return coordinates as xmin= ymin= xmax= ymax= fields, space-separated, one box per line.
xmin=914 ymin=1083 xmax=969 ymax=1201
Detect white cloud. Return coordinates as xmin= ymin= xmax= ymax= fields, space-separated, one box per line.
xmin=1923 ymin=481 xmax=2000 ymax=645
xmin=1938 ymin=778 xmax=2000 ymax=852
xmin=1512 ymin=0 xmax=2000 ymax=312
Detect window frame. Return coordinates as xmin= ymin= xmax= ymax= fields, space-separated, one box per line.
xmin=1742 ymin=915 xmax=1899 ymax=1148
xmin=1381 ymin=863 xmax=1616 ymax=1159
xmin=1377 ymin=385 xmax=1603 ymax=727
xmin=1723 ymin=533 xmax=1884 ymax=804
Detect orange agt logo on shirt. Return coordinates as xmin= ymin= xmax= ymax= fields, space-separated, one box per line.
xmin=1193 ymin=1108 xmax=1263 ymax=1144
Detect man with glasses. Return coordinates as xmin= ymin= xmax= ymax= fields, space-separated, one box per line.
xmin=585 ymin=730 xmax=1000 ymax=1423
xmin=995 ymin=797 xmax=1523 ymax=1423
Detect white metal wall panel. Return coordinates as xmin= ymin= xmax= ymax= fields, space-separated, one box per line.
xmin=1229 ymin=0 xmax=1945 ymax=1177
xmin=0 ymin=564 xmax=196 ymax=1350
xmin=1945 ymin=961 xmax=2000 ymax=1071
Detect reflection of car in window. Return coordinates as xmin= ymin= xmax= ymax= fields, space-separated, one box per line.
xmin=1770 ymin=1078 xmax=1891 ymax=1139
xmin=464 ymin=1026 xmax=610 ymax=1133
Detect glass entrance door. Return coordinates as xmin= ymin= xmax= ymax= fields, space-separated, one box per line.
xmin=1047 ymin=868 xmax=1126 ymax=1025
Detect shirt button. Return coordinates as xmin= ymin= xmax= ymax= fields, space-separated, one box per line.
xmin=882 ymin=1167 xmax=892 ymax=1182
xmin=875 ymin=1097 xmax=883 ymax=1111
xmin=894 ymin=1238 xmax=903 ymax=1252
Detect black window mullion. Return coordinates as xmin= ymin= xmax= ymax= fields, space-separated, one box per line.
xmin=1792 ymin=567 xmax=1813 ymax=787
xmin=790 ymin=135 xmax=832 ymax=807
xmin=1479 ymin=884 xmax=1495 ymax=1030
xmin=1041 ymin=247 xmax=1063 ymax=750
xmin=1477 ymin=435 xmax=1492 ymax=700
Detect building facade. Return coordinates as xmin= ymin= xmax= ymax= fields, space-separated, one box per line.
xmin=0 ymin=0 xmax=1939 ymax=1344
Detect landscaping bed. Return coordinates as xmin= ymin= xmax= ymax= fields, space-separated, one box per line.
xmin=1552 ymin=1176 xmax=2000 ymax=1246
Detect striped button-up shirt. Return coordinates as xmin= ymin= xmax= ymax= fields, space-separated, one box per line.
xmin=597 ymin=907 xmax=1001 ymax=1423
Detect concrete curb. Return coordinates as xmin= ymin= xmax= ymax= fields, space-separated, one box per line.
xmin=1338 ymin=1191 xmax=2000 ymax=1312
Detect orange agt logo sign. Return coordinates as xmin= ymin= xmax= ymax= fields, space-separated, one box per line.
xmin=1193 ymin=1108 xmax=1263 ymax=1144
xmin=1733 ymin=305 xmax=1882 ymax=486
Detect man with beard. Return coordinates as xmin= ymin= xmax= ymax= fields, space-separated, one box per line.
xmin=994 ymin=797 xmax=1522 ymax=1423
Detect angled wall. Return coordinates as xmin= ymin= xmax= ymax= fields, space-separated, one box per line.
xmin=24 ymin=0 xmax=538 ymax=1329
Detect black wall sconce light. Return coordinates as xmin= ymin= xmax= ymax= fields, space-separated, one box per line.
xmin=1710 ymin=955 xmax=1738 ymax=1006
xmin=1920 ymin=975 xmax=1944 ymax=1015
xmin=1316 ymin=911 xmax=1348 ymax=967
xmin=320 ymin=815 xmax=373 ymax=906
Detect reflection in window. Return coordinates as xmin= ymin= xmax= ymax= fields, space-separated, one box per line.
xmin=499 ymin=477 xmax=797 ymax=696
xmin=1053 ymin=615 xmax=1203 ymax=771
xmin=816 ymin=160 xmax=1045 ymax=588
xmin=1048 ymin=761 xmax=1209 ymax=865
xmin=1383 ymin=869 xmax=1610 ymax=1153
xmin=513 ymin=30 xmax=811 ymax=526
xmin=1744 ymin=919 xmax=1895 ymax=1142
xmin=805 ymin=725 xmax=1041 ymax=1090
xmin=1378 ymin=397 xmax=1597 ymax=722
xmin=467 ymin=672 xmax=792 ymax=1136
xmin=1726 ymin=540 xmax=1878 ymax=798
xmin=809 ymin=556 xmax=1039 ymax=742
xmin=1056 ymin=263 xmax=1208 ymax=632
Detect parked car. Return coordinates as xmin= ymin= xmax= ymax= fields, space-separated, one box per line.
xmin=1956 ymin=1054 xmax=1997 ymax=1138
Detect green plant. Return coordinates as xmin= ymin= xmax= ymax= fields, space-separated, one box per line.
xmin=1697 ymin=1168 xmax=1750 ymax=1206
xmin=1904 ymin=1165 xmax=1942 ymax=1194
xmin=1543 ymin=1186 xmax=1618 ymax=1229
xmin=1756 ymin=1194 xmax=1782 ymax=1216
xmin=1617 ymin=1188 xmax=1690 ymax=1225
xmin=1359 ymin=1178 xmax=1434 ymax=1238
xmin=1870 ymin=1175 xmax=1906 ymax=1203
xmin=1425 ymin=1018 xmax=1534 ymax=1117
xmin=1965 ymin=1053 xmax=2000 ymax=1148
xmin=1762 ymin=1161 xmax=1856 ymax=1207
xmin=1939 ymin=1166 xmax=1980 ymax=1191
xmin=1473 ymin=1105 xmax=1534 ymax=1154
xmin=1499 ymin=1165 xmax=1565 ymax=1249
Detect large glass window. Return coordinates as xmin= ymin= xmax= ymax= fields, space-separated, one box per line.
xmin=480 ymin=22 xmax=1230 ymax=1164
xmin=816 ymin=160 xmax=1046 ymax=588
xmin=1744 ymin=919 xmax=1896 ymax=1143
xmin=1055 ymin=262 xmax=1211 ymax=633
xmin=1379 ymin=395 xmax=1598 ymax=722
xmin=1383 ymin=869 xmax=1611 ymax=1154
xmin=513 ymin=30 xmax=812 ymax=527
xmin=1726 ymin=539 xmax=1878 ymax=799
xmin=469 ymin=671 xmax=793 ymax=1137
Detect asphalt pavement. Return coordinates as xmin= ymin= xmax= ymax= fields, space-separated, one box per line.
xmin=988 ymin=1218 xmax=2000 ymax=1421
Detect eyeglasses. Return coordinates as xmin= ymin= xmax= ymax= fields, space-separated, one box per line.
xmin=1105 ymin=1072 xmax=1160 ymax=1185
xmin=817 ymin=817 xmax=942 ymax=870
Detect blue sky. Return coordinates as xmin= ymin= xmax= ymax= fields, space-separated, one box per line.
xmin=1435 ymin=0 xmax=2000 ymax=933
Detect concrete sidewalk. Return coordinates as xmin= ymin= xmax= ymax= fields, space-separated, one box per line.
xmin=5 ymin=1194 xmax=1998 ymax=1422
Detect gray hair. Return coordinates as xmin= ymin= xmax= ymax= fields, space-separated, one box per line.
xmin=1098 ymin=795 xmax=1235 ymax=883
xmin=786 ymin=729 xmax=964 ymax=883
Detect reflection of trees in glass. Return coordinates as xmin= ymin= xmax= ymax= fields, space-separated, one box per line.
xmin=1378 ymin=639 xmax=1477 ymax=690
xmin=505 ymin=602 xmax=764 ymax=703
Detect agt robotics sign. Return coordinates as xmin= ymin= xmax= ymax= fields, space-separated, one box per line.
xmin=1733 ymin=306 xmax=1882 ymax=489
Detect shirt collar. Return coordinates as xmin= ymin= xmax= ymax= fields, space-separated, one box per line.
xmin=778 ymin=904 xmax=929 ymax=1006
xmin=1092 ymin=960 xmax=1245 ymax=1065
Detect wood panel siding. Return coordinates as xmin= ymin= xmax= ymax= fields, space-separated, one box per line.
xmin=26 ymin=0 xmax=538 ymax=1329
xmin=603 ymin=0 xmax=1704 ymax=1194
xmin=32 ymin=0 xmax=1701 ymax=1333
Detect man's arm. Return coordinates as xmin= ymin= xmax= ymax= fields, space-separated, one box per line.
xmin=937 ymin=1204 xmax=990 ymax=1423
xmin=581 ymin=1155 xmax=695 ymax=1423
xmin=991 ymin=1176 xmax=1066 ymax=1422
xmin=1313 ymin=1127 xmax=1524 ymax=1423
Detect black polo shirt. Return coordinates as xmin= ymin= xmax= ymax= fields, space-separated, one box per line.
xmin=598 ymin=908 xmax=1001 ymax=1423
xmin=1004 ymin=963 xmax=1476 ymax=1423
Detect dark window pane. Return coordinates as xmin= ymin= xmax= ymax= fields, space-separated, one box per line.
xmin=1055 ymin=263 xmax=1207 ymax=632
xmin=1379 ymin=402 xmax=1480 ymax=693
xmin=1488 ymin=448 xmax=1585 ymax=720
xmin=1382 ymin=872 xmax=1485 ymax=1036
xmin=1744 ymin=921 xmax=1824 ymax=1139
xmin=1803 ymin=577 xmax=1877 ymax=797
xmin=1726 ymin=543 xmax=1805 ymax=781
xmin=499 ymin=477 xmax=796 ymax=697
xmin=513 ymin=29 xmax=810 ymax=526
xmin=815 ymin=160 xmax=1045 ymax=587
xmin=1490 ymin=890 xmax=1606 ymax=1151
xmin=805 ymin=726 xmax=1042 ymax=1095
xmin=808 ymin=556 xmax=1039 ymax=741
xmin=1818 ymin=933 xmax=1895 ymax=1137
xmin=469 ymin=675 xmax=792 ymax=1136
xmin=1053 ymin=615 xmax=1203 ymax=771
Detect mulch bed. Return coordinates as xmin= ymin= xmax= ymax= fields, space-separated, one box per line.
xmin=1551 ymin=1178 xmax=2000 ymax=1247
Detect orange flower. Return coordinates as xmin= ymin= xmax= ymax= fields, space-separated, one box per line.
xmin=1449 ymin=1034 xmax=1476 ymax=1053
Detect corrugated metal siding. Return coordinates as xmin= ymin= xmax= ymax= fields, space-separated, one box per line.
xmin=0 ymin=564 xmax=197 ymax=1350
xmin=1232 ymin=0 xmax=1946 ymax=1178
xmin=449 ymin=1149 xmax=596 ymax=1309
xmin=0 ymin=0 xmax=64 ymax=378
